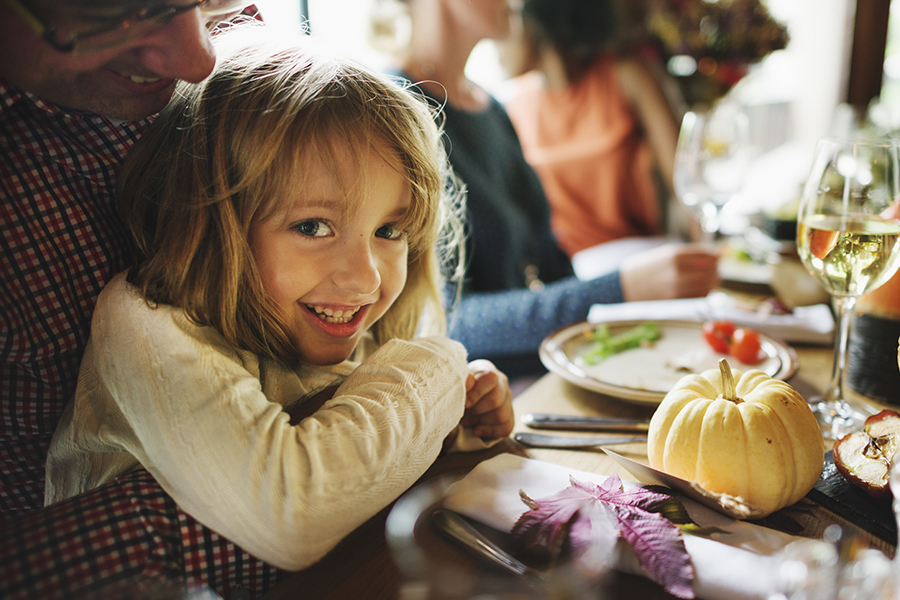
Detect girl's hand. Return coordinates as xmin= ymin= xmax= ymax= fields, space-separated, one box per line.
xmin=461 ymin=360 xmax=514 ymax=439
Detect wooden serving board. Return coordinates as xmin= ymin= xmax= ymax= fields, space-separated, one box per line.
xmin=806 ymin=451 xmax=896 ymax=543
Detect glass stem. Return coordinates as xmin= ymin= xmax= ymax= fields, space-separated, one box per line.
xmin=824 ymin=295 xmax=856 ymax=405
xmin=699 ymin=203 xmax=720 ymax=242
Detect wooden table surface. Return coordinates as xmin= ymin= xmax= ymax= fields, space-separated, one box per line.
xmin=260 ymin=343 xmax=896 ymax=599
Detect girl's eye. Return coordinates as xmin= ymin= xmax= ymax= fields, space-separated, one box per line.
xmin=376 ymin=224 xmax=406 ymax=240
xmin=292 ymin=220 xmax=332 ymax=237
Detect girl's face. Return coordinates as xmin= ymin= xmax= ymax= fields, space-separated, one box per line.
xmin=249 ymin=139 xmax=411 ymax=366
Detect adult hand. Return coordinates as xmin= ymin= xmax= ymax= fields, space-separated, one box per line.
xmin=461 ymin=360 xmax=514 ymax=439
xmin=619 ymin=243 xmax=720 ymax=302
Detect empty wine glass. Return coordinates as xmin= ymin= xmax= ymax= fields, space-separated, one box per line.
xmin=796 ymin=137 xmax=900 ymax=439
xmin=673 ymin=102 xmax=751 ymax=242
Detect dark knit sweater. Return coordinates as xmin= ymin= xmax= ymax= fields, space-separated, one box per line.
xmin=399 ymin=75 xmax=624 ymax=375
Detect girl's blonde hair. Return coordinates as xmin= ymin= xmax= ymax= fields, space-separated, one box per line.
xmin=117 ymin=24 xmax=465 ymax=367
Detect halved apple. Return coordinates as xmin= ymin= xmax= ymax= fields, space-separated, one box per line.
xmin=832 ymin=409 xmax=900 ymax=500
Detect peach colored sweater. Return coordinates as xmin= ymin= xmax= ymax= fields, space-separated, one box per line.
xmin=505 ymin=56 xmax=663 ymax=256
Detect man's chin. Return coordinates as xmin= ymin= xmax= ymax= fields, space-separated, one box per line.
xmin=49 ymin=84 xmax=176 ymax=121
xmin=87 ymin=90 xmax=175 ymax=121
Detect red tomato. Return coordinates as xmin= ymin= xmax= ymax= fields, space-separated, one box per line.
xmin=702 ymin=320 xmax=735 ymax=354
xmin=730 ymin=328 xmax=763 ymax=364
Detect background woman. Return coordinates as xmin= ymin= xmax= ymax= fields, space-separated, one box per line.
xmin=372 ymin=0 xmax=719 ymax=377
xmin=500 ymin=0 xmax=687 ymax=257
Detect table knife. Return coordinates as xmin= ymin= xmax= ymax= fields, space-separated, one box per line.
xmin=521 ymin=413 xmax=650 ymax=433
xmin=514 ymin=432 xmax=647 ymax=449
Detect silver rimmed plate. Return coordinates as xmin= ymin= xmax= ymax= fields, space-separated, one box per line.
xmin=539 ymin=319 xmax=798 ymax=405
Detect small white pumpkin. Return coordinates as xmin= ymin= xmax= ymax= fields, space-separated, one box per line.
xmin=648 ymin=359 xmax=825 ymax=518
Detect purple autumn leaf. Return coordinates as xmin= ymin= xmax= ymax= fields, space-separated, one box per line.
xmin=511 ymin=475 xmax=695 ymax=599
xmin=511 ymin=476 xmax=619 ymax=557
xmin=616 ymin=505 xmax=694 ymax=599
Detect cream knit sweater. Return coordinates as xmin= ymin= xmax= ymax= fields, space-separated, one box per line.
xmin=46 ymin=273 xmax=470 ymax=570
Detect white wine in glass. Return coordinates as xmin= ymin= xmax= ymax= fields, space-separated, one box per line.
xmin=796 ymin=138 xmax=900 ymax=439
xmin=673 ymin=102 xmax=751 ymax=242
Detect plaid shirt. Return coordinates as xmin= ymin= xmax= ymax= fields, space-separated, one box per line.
xmin=0 ymin=6 xmax=265 ymax=518
xmin=0 ymin=468 xmax=281 ymax=599
xmin=0 ymin=78 xmax=148 ymax=512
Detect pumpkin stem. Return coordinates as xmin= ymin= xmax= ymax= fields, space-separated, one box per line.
xmin=719 ymin=358 xmax=740 ymax=403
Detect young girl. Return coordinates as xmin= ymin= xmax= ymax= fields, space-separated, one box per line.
xmin=44 ymin=25 xmax=513 ymax=572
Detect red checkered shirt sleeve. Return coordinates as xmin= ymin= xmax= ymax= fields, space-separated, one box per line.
xmin=0 ymin=468 xmax=282 ymax=599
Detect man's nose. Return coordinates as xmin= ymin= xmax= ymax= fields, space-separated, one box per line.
xmin=137 ymin=9 xmax=218 ymax=83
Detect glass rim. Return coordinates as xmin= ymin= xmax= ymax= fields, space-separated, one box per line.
xmin=815 ymin=135 xmax=900 ymax=148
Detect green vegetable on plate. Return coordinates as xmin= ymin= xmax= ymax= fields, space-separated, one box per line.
xmin=582 ymin=322 xmax=661 ymax=365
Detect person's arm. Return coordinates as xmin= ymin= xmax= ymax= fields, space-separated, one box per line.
xmin=80 ymin=278 xmax=468 ymax=571
xmin=448 ymin=271 xmax=623 ymax=360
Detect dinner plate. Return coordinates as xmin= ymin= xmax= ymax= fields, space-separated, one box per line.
xmin=539 ymin=319 xmax=798 ymax=405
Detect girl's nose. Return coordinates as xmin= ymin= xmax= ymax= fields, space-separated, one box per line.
xmin=332 ymin=239 xmax=381 ymax=295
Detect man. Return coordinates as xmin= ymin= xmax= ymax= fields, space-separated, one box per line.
xmin=0 ymin=0 xmax=248 ymax=515
xmin=0 ymin=2 xmax=282 ymax=598
xmin=0 ymin=0 xmax=221 ymax=119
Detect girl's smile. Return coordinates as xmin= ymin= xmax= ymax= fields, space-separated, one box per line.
xmin=249 ymin=137 xmax=410 ymax=366
xmin=305 ymin=303 xmax=365 ymax=326
xmin=302 ymin=303 xmax=371 ymax=339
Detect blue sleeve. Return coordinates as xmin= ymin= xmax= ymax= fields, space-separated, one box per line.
xmin=447 ymin=271 xmax=623 ymax=360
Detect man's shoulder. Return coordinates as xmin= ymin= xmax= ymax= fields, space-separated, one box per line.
xmin=0 ymin=79 xmax=152 ymax=189
xmin=0 ymin=77 xmax=21 ymax=112
xmin=0 ymin=76 xmax=69 ymax=120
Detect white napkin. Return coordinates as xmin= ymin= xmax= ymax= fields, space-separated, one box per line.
xmin=443 ymin=453 xmax=819 ymax=600
xmin=587 ymin=297 xmax=834 ymax=345
xmin=572 ymin=236 xmax=673 ymax=280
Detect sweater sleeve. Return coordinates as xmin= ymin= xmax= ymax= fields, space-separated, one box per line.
xmin=448 ymin=270 xmax=623 ymax=360
xmin=74 ymin=277 xmax=469 ymax=571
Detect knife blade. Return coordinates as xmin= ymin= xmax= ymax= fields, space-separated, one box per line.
xmin=514 ymin=432 xmax=647 ymax=449
xmin=602 ymin=448 xmax=764 ymax=520
xmin=521 ymin=413 xmax=650 ymax=433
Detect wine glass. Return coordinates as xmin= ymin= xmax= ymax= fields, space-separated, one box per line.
xmin=673 ymin=102 xmax=751 ymax=242
xmin=796 ymin=137 xmax=900 ymax=439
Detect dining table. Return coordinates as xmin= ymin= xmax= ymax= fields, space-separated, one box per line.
xmin=259 ymin=335 xmax=899 ymax=600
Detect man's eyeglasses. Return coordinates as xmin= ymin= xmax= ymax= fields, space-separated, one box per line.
xmin=4 ymin=0 xmax=253 ymax=54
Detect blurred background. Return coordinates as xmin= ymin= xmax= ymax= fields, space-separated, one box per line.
xmin=251 ymin=0 xmax=897 ymax=224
